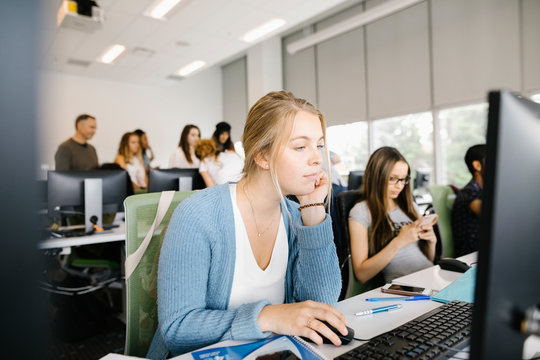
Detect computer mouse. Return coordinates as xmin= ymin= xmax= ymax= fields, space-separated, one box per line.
xmin=303 ymin=320 xmax=355 ymax=345
xmin=438 ymin=258 xmax=471 ymax=273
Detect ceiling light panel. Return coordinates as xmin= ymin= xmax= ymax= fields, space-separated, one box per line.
xmin=240 ymin=18 xmax=286 ymax=43
xmin=98 ymin=44 xmax=126 ymax=64
xmin=144 ymin=0 xmax=182 ymax=20
xmin=177 ymin=60 xmax=206 ymax=77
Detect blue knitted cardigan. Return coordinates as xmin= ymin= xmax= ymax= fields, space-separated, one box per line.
xmin=147 ymin=184 xmax=341 ymax=359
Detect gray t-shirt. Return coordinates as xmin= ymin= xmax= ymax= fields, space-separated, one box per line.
xmin=349 ymin=201 xmax=433 ymax=283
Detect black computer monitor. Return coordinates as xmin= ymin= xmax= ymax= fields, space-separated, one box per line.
xmin=347 ymin=170 xmax=364 ymax=190
xmin=47 ymin=170 xmax=129 ymax=226
xmin=471 ymin=91 xmax=540 ymax=359
xmin=413 ymin=169 xmax=430 ymax=189
xmin=147 ymin=168 xmax=205 ymax=193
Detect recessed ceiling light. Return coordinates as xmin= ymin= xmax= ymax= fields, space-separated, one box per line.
xmin=177 ymin=60 xmax=206 ymax=77
xmin=241 ymin=18 xmax=286 ymax=43
xmin=144 ymin=0 xmax=182 ymax=20
xmin=98 ymin=44 xmax=126 ymax=64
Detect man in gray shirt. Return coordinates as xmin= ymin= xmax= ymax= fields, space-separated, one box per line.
xmin=55 ymin=114 xmax=99 ymax=171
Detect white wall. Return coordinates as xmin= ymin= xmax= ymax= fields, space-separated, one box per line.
xmin=38 ymin=67 xmax=222 ymax=175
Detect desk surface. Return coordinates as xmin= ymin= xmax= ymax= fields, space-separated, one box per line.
xmin=38 ymin=221 xmax=125 ymax=250
xmin=100 ymin=252 xmax=540 ymax=359
xmin=316 ymin=252 xmax=477 ymax=359
xmin=168 ymin=253 xmax=477 ymax=360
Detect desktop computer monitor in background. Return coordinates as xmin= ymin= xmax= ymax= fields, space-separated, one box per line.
xmin=148 ymin=168 xmax=205 ymax=193
xmin=413 ymin=169 xmax=431 ymax=190
xmin=471 ymin=91 xmax=540 ymax=359
xmin=47 ymin=170 xmax=129 ymax=231
xmin=347 ymin=170 xmax=364 ymax=191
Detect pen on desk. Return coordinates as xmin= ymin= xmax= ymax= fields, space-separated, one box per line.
xmin=355 ymin=304 xmax=403 ymax=316
xmin=365 ymin=296 xmax=431 ymax=302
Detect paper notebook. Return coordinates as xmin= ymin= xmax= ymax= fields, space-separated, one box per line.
xmin=432 ymin=266 xmax=476 ymax=303
xmin=191 ymin=335 xmax=327 ymax=360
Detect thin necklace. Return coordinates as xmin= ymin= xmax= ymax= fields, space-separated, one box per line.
xmin=244 ymin=184 xmax=278 ymax=238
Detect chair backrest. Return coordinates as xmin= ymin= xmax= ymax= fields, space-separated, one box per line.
xmin=335 ymin=190 xmax=383 ymax=299
xmin=347 ymin=170 xmax=364 ymax=190
xmin=123 ymin=191 xmax=194 ymax=357
xmin=427 ymin=185 xmax=456 ymax=258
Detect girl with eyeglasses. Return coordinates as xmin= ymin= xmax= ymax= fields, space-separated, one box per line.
xmin=349 ymin=146 xmax=438 ymax=284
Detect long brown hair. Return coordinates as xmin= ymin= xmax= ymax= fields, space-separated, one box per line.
xmin=178 ymin=124 xmax=200 ymax=164
xmin=361 ymin=146 xmax=418 ymax=255
xmin=117 ymin=132 xmax=143 ymax=164
xmin=241 ymin=90 xmax=331 ymax=200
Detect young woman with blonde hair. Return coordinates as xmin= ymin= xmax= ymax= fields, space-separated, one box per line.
xmin=148 ymin=91 xmax=347 ymax=359
xmin=349 ymin=147 xmax=438 ymax=284
xmin=114 ymin=132 xmax=147 ymax=190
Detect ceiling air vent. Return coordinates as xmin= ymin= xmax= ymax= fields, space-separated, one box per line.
xmin=67 ymin=58 xmax=91 ymax=67
xmin=166 ymin=74 xmax=184 ymax=81
xmin=132 ymin=47 xmax=155 ymax=58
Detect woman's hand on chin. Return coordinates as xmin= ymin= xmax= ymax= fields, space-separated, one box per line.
xmin=296 ymin=170 xmax=329 ymax=206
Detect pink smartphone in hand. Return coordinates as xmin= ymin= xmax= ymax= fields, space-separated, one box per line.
xmin=419 ymin=214 xmax=438 ymax=226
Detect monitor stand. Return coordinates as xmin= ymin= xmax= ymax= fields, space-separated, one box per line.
xmin=178 ymin=177 xmax=192 ymax=191
xmin=84 ymin=178 xmax=102 ymax=233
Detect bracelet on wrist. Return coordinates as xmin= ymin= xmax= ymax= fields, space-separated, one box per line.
xmin=298 ymin=202 xmax=325 ymax=211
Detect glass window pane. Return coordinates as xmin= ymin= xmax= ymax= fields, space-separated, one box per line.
xmin=438 ymin=103 xmax=488 ymax=187
xmin=372 ymin=112 xmax=434 ymax=189
xmin=531 ymin=93 xmax=540 ymax=103
xmin=326 ymin=122 xmax=369 ymax=176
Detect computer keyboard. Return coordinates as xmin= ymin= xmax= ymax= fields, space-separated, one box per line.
xmin=336 ymin=301 xmax=473 ymax=360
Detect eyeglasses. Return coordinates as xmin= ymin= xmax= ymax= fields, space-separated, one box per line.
xmin=388 ymin=176 xmax=410 ymax=185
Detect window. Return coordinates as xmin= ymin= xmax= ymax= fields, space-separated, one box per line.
xmin=326 ymin=122 xmax=369 ymax=176
xmin=437 ymin=103 xmax=488 ymax=187
xmin=372 ymin=112 xmax=434 ymax=187
xmin=531 ymin=93 xmax=540 ymax=103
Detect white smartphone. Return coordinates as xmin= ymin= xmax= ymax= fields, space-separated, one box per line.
xmin=419 ymin=213 xmax=438 ymax=226
xmin=381 ymin=283 xmax=432 ymax=296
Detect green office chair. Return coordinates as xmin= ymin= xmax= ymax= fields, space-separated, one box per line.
xmin=124 ymin=191 xmax=194 ymax=357
xmin=427 ymin=185 xmax=457 ymax=258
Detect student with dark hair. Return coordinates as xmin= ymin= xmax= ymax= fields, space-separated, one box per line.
xmin=54 ymin=114 xmax=98 ymax=170
xmin=212 ymin=121 xmax=235 ymax=152
xmin=451 ymin=144 xmax=486 ymax=256
xmin=134 ymin=129 xmax=156 ymax=172
xmin=349 ymin=147 xmax=437 ymax=284
xmin=148 ymin=91 xmax=345 ymax=359
xmin=169 ymin=124 xmax=200 ymax=169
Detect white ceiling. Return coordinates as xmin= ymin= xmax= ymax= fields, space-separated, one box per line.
xmin=41 ymin=0 xmax=356 ymax=88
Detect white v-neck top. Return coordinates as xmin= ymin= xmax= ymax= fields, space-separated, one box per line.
xmin=228 ymin=184 xmax=287 ymax=309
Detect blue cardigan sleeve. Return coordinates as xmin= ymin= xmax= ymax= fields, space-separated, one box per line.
xmin=285 ymin=201 xmax=342 ymax=305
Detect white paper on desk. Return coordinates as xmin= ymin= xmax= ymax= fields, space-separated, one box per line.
xmin=99 ymin=354 xmax=146 ymax=360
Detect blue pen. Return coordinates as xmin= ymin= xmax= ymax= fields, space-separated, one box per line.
xmin=355 ymin=304 xmax=403 ymax=316
xmin=365 ymin=295 xmax=431 ymax=302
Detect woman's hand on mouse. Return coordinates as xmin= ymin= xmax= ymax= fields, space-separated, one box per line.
xmin=257 ymin=300 xmax=347 ymax=346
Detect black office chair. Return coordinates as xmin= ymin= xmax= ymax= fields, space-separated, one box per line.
xmin=347 ymin=170 xmax=364 ymax=190
xmin=335 ymin=190 xmax=384 ymax=300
